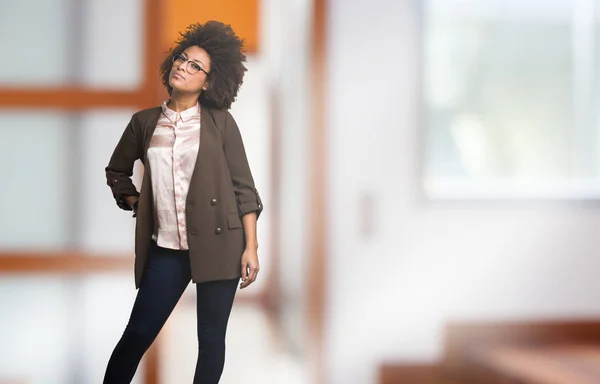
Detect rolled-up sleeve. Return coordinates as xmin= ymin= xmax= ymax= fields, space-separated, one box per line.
xmin=223 ymin=111 xmax=264 ymax=219
xmin=105 ymin=116 xmax=141 ymax=211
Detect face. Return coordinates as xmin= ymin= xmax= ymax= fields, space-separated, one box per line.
xmin=169 ymin=45 xmax=211 ymax=95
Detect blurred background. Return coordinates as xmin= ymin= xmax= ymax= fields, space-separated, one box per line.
xmin=2 ymin=0 xmax=600 ymax=383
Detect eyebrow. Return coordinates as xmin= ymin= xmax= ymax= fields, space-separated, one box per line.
xmin=181 ymin=53 xmax=205 ymax=67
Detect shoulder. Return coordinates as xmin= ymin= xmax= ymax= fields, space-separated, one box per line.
xmin=202 ymin=106 xmax=235 ymax=134
xmin=132 ymin=106 xmax=162 ymax=124
xmin=203 ymin=105 xmax=230 ymax=120
xmin=127 ymin=107 xmax=162 ymax=139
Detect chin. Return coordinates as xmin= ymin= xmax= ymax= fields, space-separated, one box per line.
xmin=169 ymin=81 xmax=184 ymax=93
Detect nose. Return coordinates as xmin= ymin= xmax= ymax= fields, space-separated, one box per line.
xmin=175 ymin=64 xmax=187 ymax=76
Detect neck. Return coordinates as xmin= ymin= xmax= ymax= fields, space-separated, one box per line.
xmin=167 ymin=92 xmax=199 ymax=112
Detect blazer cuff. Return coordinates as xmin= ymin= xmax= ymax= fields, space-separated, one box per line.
xmin=238 ymin=189 xmax=263 ymax=218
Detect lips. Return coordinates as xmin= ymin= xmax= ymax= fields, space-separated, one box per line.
xmin=172 ymin=72 xmax=185 ymax=80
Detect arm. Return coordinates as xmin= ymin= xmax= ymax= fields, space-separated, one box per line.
xmin=105 ymin=116 xmax=141 ymax=212
xmin=223 ymin=111 xmax=262 ymax=289
xmin=242 ymin=212 xmax=258 ymax=250
xmin=223 ymin=111 xmax=263 ymax=219
xmin=240 ymin=211 xmax=259 ymax=289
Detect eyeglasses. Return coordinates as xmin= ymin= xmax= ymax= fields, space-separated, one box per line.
xmin=172 ymin=53 xmax=208 ymax=75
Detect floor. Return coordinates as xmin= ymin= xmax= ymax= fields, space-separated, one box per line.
xmin=159 ymin=301 xmax=309 ymax=384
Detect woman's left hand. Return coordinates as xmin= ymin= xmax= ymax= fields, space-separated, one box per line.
xmin=240 ymin=247 xmax=259 ymax=289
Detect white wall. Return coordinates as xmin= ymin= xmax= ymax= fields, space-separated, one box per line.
xmin=265 ymin=0 xmax=313 ymax=356
xmin=324 ymin=1 xmax=600 ymax=383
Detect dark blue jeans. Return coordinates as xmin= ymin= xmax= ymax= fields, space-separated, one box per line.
xmin=103 ymin=242 xmax=239 ymax=384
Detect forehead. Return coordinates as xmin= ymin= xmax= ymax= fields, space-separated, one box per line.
xmin=182 ymin=46 xmax=210 ymax=65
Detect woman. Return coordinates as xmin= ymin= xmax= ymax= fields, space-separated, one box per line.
xmin=103 ymin=21 xmax=263 ymax=384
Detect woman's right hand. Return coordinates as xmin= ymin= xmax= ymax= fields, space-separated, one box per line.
xmin=125 ymin=196 xmax=138 ymax=212
xmin=124 ymin=195 xmax=139 ymax=217
xmin=124 ymin=195 xmax=139 ymax=209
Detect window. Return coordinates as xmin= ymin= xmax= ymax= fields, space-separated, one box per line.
xmin=423 ymin=0 xmax=600 ymax=199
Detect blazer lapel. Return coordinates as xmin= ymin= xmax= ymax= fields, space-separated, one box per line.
xmin=188 ymin=106 xmax=219 ymax=199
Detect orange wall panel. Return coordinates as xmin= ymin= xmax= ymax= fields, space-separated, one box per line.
xmin=163 ymin=0 xmax=259 ymax=53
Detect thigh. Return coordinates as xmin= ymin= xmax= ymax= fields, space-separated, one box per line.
xmin=126 ymin=244 xmax=192 ymax=335
xmin=195 ymin=279 xmax=239 ymax=330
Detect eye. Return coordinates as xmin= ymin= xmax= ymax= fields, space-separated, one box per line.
xmin=190 ymin=62 xmax=202 ymax=72
xmin=173 ymin=54 xmax=185 ymax=63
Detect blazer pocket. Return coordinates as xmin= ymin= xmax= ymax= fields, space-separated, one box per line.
xmin=227 ymin=213 xmax=243 ymax=229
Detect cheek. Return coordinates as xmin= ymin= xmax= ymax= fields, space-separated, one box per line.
xmin=167 ymin=68 xmax=175 ymax=87
xmin=188 ymin=76 xmax=206 ymax=92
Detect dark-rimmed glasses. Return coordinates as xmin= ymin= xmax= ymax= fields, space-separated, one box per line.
xmin=172 ymin=53 xmax=208 ymax=75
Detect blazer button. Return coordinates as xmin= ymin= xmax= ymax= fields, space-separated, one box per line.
xmin=210 ymin=198 xmax=217 ymax=206
xmin=215 ymin=227 xmax=222 ymax=234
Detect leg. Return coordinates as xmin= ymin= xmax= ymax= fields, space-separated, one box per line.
xmin=103 ymin=244 xmax=191 ymax=384
xmin=193 ymin=278 xmax=239 ymax=384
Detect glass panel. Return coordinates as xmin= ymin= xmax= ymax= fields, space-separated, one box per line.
xmin=0 ymin=275 xmax=144 ymax=384
xmin=81 ymin=0 xmax=144 ymax=89
xmin=0 ymin=0 xmax=144 ymax=88
xmin=0 ymin=0 xmax=71 ymax=86
xmin=0 ymin=277 xmax=71 ymax=384
xmin=77 ymin=275 xmax=144 ymax=384
xmin=595 ymin=0 xmax=600 ymax=172
xmin=77 ymin=110 xmax=139 ymax=253
xmin=423 ymin=0 xmax=590 ymax=198
xmin=0 ymin=111 xmax=71 ymax=250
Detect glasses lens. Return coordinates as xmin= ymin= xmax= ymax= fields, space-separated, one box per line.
xmin=172 ymin=54 xmax=184 ymax=63
xmin=188 ymin=63 xmax=202 ymax=75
